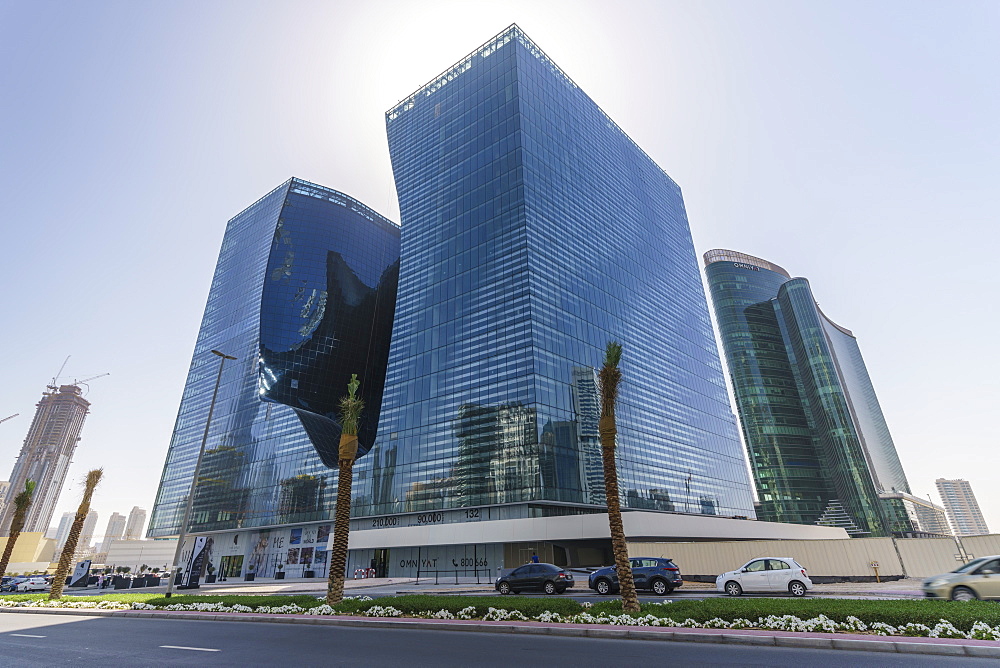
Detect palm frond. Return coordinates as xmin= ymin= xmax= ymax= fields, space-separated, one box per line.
xmin=338 ymin=374 xmax=364 ymax=436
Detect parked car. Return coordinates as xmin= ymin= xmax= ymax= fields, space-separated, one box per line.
xmin=923 ymin=555 xmax=1000 ymax=601
xmin=716 ymin=557 xmax=812 ymax=597
xmin=16 ymin=576 xmax=50 ymax=592
xmin=496 ymin=563 xmax=574 ymax=595
xmin=589 ymin=558 xmax=682 ymax=596
xmin=0 ymin=576 xmax=23 ymax=592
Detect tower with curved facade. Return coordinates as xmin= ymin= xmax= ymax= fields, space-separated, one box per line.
xmin=148 ymin=178 xmax=400 ymax=574
xmin=704 ymin=249 xmax=912 ymax=536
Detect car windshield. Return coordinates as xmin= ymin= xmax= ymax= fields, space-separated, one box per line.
xmin=952 ymin=558 xmax=989 ymax=574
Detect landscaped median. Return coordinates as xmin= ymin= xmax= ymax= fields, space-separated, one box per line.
xmin=1 ymin=593 xmax=999 ymax=642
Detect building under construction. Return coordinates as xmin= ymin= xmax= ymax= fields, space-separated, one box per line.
xmin=0 ymin=384 xmax=91 ymax=536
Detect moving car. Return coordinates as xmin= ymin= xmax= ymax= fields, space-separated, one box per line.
xmin=16 ymin=576 xmax=50 ymax=592
xmin=496 ymin=563 xmax=574 ymax=595
xmin=923 ymin=555 xmax=1000 ymax=601
xmin=716 ymin=557 xmax=812 ymax=597
xmin=589 ymin=558 xmax=683 ymax=596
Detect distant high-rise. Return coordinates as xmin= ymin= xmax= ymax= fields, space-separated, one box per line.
xmin=0 ymin=384 xmax=91 ymax=535
xmin=123 ymin=506 xmax=146 ymax=540
xmin=0 ymin=481 xmax=9 ymax=509
xmin=98 ymin=512 xmax=127 ymax=553
xmin=53 ymin=511 xmax=73 ymax=549
xmin=705 ymin=249 xmax=912 ymax=536
xmin=936 ymin=478 xmax=990 ymax=536
xmin=80 ymin=509 xmax=98 ymax=551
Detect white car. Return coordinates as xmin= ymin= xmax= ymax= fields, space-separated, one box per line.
xmin=716 ymin=557 xmax=812 ymax=597
xmin=16 ymin=577 xmax=50 ymax=592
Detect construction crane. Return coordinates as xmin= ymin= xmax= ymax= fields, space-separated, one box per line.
xmin=0 ymin=414 xmax=18 ymax=425
xmin=47 ymin=355 xmax=71 ymax=391
xmin=73 ymin=373 xmax=110 ymax=395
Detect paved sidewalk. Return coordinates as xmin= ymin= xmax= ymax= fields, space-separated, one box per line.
xmin=1 ymin=606 xmax=996 ymax=658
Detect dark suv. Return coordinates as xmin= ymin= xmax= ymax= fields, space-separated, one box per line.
xmin=496 ymin=563 xmax=575 ymax=595
xmin=589 ymin=557 xmax=682 ymax=595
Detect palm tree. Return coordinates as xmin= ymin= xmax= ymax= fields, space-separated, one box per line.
xmin=49 ymin=469 xmax=103 ymax=599
xmin=326 ymin=374 xmax=363 ymax=605
xmin=598 ymin=341 xmax=640 ymax=613
xmin=0 ymin=480 xmax=37 ymax=576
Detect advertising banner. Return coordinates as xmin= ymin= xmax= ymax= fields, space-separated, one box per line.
xmin=182 ymin=536 xmax=208 ymax=588
xmin=70 ymin=560 xmax=92 ymax=587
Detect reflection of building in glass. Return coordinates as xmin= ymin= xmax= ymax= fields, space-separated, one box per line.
xmin=357 ymin=24 xmax=755 ymax=523
xmin=149 ymin=178 xmax=400 ymax=538
xmin=705 ymin=249 xmax=913 ymax=537
xmin=880 ymin=492 xmax=951 ymax=537
xmin=0 ymin=384 xmax=91 ymax=535
xmin=936 ymin=478 xmax=990 ymax=536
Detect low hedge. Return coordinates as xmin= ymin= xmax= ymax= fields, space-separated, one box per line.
xmin=346 ymin=595 xmax=584 ymax=617
xmin=589 ymin=597 xmax=1000 ymax=632
xmin=142 ymin=594 xmax=323 ymax=610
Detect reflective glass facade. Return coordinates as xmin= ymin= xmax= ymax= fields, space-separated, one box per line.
xmin=350 ymin=25 xmax=755 ymax=522
xmin=705 ymin=249 xmax=909 ymax=536
xmin=149 ymin=179 xmax=400 ymax=537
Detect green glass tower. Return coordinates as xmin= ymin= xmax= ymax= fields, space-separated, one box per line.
xmin=704 ymin=250 xmax=909 ymax=536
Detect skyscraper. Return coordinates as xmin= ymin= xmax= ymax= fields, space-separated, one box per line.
xmin=80 ymin=509 xmax=98 ymax=552
xmin=98 ymin=512 xmax=127 ymax=554
xmin=936 ymin=478 xmax=990 ymax=536
xmin=358 ymin=24 xmax=755 ymax=523
xmin=704 ymin=249 xmax=911 ymax=536
xmin=148 ymin=178 xmax=400 ymax=556
xmin=53 ymin=511 xmax=73 ymax=550
xmin=0 ymin=384 xmax=91 ymax=535
xmin=123 ymin=506 xmax=146 ymax=540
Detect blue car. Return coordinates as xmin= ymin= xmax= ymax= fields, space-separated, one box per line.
xmin=588 ymin=557 xmax=683 ymax=595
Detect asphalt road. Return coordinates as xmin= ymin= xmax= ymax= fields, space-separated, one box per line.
xmin=0 ymin=613 xmax=992 ymax=667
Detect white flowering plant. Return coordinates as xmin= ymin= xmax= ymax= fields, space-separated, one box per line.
xmin=2 ymin=595 xmax=998 ymax=641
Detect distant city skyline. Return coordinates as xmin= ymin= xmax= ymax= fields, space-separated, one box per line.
xmin=0 ymin=1 xmax=997 ymax=532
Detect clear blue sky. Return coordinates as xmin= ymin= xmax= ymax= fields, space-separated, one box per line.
xmin=1 ymin=0 xmax=997 ymax=539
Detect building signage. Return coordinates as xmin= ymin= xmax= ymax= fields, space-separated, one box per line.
xmin=732 ymin=263 xmax=761 ymax=272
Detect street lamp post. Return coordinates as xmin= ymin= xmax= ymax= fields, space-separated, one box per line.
xmin=165 ymin=349 xmax=236 ymax=598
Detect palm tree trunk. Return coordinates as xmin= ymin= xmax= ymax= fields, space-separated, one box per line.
xmin=326 ymin=435 xmax=356 ymax=605
xmin=0 ymin=522 xmax=24 ymax=577
xmin=599 ymin=415 xmax=640 ymax=613
xmin=0 ymin=482 xmax=35 ymax=577
xmin=50 ymin=469 xmax=102 ymax=599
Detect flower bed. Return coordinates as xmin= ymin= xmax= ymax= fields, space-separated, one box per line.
xmin=2 ymin=594 xmax=998 ymax=641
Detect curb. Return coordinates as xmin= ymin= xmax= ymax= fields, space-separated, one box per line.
xmin=1 ymin=607 xmax=998 ymax=657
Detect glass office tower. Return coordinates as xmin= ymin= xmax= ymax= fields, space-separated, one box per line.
xmin=353 ymin=25 xmax=755 ymax=523
xmin=149 ymin=179 xmax=400 ymax=562
xmin=704 ymin=249 xmax=910 ymax=536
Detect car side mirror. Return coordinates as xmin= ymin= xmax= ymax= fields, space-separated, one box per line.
xmin=741 ymin=568 xmax=749 ymax=573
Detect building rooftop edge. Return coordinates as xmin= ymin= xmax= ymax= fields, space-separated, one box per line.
xmin=703 ymin=249 xmax=792 ymax=278
xmin=384 ymin=24 xmax=680 ymax=192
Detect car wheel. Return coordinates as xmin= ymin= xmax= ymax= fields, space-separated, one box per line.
xmin=951 ymin=586 xmax=977 ymax=601
xmin=725 ymin=581 xmax=743 ymax=597
xmin=789 ymin=581 xmax=806 ymax=597
xmin=651 ymin=578 xmax=668 ymax=595
xmin=498 ymin=582 xmax=511 ymax=595
xmin=543 ymin=581 xmax=556 ymax=595
xmin=595 ymin=578 xmax=612 ymax=595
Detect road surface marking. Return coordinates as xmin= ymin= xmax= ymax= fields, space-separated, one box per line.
xmin=10 ymin=634 xmax=46 ymax=638
xmin=160 ymin=645 xmax=221 ymax=652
